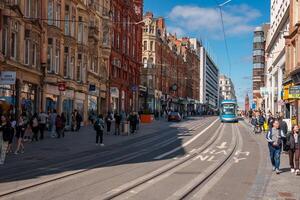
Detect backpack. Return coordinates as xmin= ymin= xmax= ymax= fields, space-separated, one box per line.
xmin=94 ymin=119 xmax=104 ymax=131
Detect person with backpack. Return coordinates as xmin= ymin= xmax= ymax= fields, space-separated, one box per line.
xmin=94 ymin=114 xmax=105 ymax=146
xmin=0 ymin=115 xmax=14 ymax=165
xmin=286 ymin=125 xmax=300 ymax=175
xmin=55 ymin=114 xmax=63 ymax=138
xmin=279 ymin=112 xmax=289 ymax=152
xmin=31 ymin=113 xmax=39 ymax=142
xmin=266 ymin=120 xmax=286 ymax=174
xmin=61 ymin=112 xmax=67 ymax=138
xmin=75 ymin=110 xmax=82 ymax=132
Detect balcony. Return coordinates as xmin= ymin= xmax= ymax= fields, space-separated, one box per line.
xmin=88 ymin=24 xmax=100 ymax=41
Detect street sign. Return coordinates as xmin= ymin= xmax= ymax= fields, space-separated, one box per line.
xmin=58 ymin=82 xmax=66 ymax=91
xmin=251 ymin=103 xmax=256 ymax=110
xmin=131 ymin=85 xmax=138 ymax=92
xmin=0 ymin=71 xmax=16 ymax=85
xmin=289 ymin=85 xmax=300 ymax=99
xmin=89 ymin=84 xmax=96 ymax=92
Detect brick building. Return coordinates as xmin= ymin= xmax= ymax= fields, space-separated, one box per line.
xmin=109 ymin=0 xmax=143 ymax=113
xmin=0 ymin=0 xmax=111 ymax=126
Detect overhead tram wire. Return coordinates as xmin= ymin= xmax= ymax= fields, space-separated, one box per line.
xmin=213 ymin=0 xmax=233 ymax=78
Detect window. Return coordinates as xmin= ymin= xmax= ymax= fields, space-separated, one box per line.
xmin=150 ymin=41 xmax=154 ymax=51
xmin=65 ymin=6 xmax=70 ymax=35
xmin=123 ymin=37 xmax=126 ymax=53
xmin=56 ymin=3 xmax=61 ymax=27
xmin=24 ymin=39 xmax=30 ymax=65
xmin=11 ymin=32 xmax=17 ymax=59
xmin=103 ymin=25 xmax=109 ymax=46
xmin=32 ymin=42 xmax=37 ymax=67
xmin=25 ymin=0 xmax=30 ymax=17
xmin=47 ymin=39 xmax=53 ymax=72
xmin=55 ymin=41 xmax=60 ymax=74
xmin=1 ymin=27 xmax=8 ymax=56
xmin=116 ymin=33 xmax=120 ymax=49
xmin=77 ymin=54 xmax=82 ymax=82
xmin=78 ymin=17 xmax=83 ymax=43
xmin=48 ymin=0 xmax=54 ymax=25
xmin=143 ymin=41 xmax=147 ymax=51
xmin=64 ymin=47 xmax=69 ymax=77
xmin=70 ymin=56 xmax=74 ymax=79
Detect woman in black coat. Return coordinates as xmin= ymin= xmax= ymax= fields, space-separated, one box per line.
xmin=287 ymin=125 xmax=300 ymax=175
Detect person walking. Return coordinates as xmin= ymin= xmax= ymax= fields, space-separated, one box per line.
xmin=75 ymin=110 xmax=82 ymax=132
xmin=94 ymin=114 xmax=105 ymax=146
xmin=50 ymin=110 xmax=57 ymax=138
xmin=114 ymin=112 xmax=121 ymax=136
xmin=38 ymin=111 xmax=48 ymax=140
xmin=266 ymin=120 xmax=285 ymax=174
xmin=128 ymin=112 xmax=137 ymax=134
xmin=286 ymin=125 xmax=300 ymax=175
xmin=15 ymin=115 xmax=26 ymax=154
xmin=30 ymin=113 xmax=39 ymax=142
xmin=55 ymin=114 xmax=63 ymax=138
xmin=279 ymin=112 xmax=289 ymax=152
xmin=71 ymin=111 xmax=76 ymax=132
xmin=0 ymin=115 xmax=14 ymax=165
xmin=105 ymin=112 xmax=112 ymax=135
xmin=61 ymin=112 xmax=66 ymax=138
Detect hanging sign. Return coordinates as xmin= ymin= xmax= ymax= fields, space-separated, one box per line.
xmin=0 ymin=71 xmax=16 ymax=85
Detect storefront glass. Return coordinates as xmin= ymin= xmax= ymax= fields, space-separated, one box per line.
xmin=63 ymin=99 xmax=73 ymax=127
xmin=0 ymin=85 xmax=15 ymax=116
xmin=21 ymin=83 xmax=37 ymax=115
xmin=46 ymin=96 xmax=58 ymax=113
xmin=88 ymin=95 xmax=98 ymax=121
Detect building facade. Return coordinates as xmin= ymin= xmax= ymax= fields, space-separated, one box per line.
xmin=219 ymin=74 xmax=236 ymax=102
xmin=109 ymin=0 xmax=143 ymax=113
xmin=253 ymin=25 xmax=269 ymax=111
xmin=198 ymin=46 xmax=219 ymax=111
xmin=0 ymin=0 xmax=111 ymax=125
xmin=285 ymin=0 xmax=300 ymax=122
xmin=265 ymin=0 xmax=290 ymax=114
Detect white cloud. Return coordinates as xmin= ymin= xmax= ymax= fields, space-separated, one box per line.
xmin=168 ymin=4 xmax=261 ymax=39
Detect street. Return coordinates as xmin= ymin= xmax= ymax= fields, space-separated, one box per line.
xmin=0 ymin=117 xmax=298 ymax=200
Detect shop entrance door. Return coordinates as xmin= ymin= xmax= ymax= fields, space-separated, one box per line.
xmin=63 ymin=99 xmax=73 ymax=129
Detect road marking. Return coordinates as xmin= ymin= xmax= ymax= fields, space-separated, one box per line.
xmin=190 ymin=149 xmax=197 ymax=153
xmin=235 ymin=151 xmax=250 ymax=156
xmin=214 ymin=150 xmax=228 ymax=155
xmin=154 ymin=118 xmax=219 ymax=160
xmin=233 ymin=157 xmax=247 ymax=163
xmin=216 ymin=142 xmax=227 ymax=149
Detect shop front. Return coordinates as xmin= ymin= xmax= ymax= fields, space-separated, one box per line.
xmin=75 ymin=92 xmax=86 ymax=119
xmin=0 ymin=71 xmax=16 ymax=117
xmin=20 ymin=82 xmax=38 ymax=116
xmin=88 ymin=84 xmax=99 ymax=120
xmin=62 ymin=90 xmax=74 ymax=128
xmin=44 ymin=84 xmax=60 ymax=113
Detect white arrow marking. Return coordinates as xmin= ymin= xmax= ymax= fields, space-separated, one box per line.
xmin=208 ymin=156 xmax=217 ymax=162
xmin=203 ymin=149 xmax=216 ymax=155
xmin=216 ymin=142 xmax=227 ymax=149
xmin=233 ymin=157 xmax=247 ymax=163
xmin=235 ymin=151 xmax=250 ymax=156
xmin=214 ymin=150 xmax=227 ymax=155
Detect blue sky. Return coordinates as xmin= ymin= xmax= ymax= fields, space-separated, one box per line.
xmin=144 ymin=0 xmax=270 ymax=107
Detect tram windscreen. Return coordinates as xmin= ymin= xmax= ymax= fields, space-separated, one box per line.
xmin=221 ymin=103 xmax=236 ymax=115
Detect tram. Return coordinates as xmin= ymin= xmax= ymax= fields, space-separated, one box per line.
xmin=220 ymin=99 xmax=238 ymax=123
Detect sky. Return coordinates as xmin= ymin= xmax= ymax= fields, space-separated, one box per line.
xmin=144 ymin=0 xmax=270 ymax=108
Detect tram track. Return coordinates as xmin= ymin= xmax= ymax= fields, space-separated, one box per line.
xmin=0 ymin=118 xmax=218 ymax=199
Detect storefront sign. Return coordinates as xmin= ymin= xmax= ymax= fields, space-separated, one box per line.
xmin=64 ymin=90 xmax=74 ymax=98
xmin=289 ymin=85 xmax=300 ymax=98
xmin=46 ymin=85 xmax=60 ymax=96
xmin=0 ymin=71 xmax=16 ymax=85
xmin=58 ymin=82 xmax=66 ymax=91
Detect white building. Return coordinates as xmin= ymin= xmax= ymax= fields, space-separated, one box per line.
xmin=265 ymin=0 xmax=290 ymax=113
xmin=219 ymin=74 xmax=236 ymax=101
xmin=189 ymin=38 xmax=219 ymax=110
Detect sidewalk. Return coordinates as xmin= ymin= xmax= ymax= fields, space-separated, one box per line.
xmin=1 ymin=119 xmax=170 ymax=169
xmin=243 ymin=118 xmax=300 ymax=200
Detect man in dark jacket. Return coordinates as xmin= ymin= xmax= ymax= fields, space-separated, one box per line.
xmin=0 ymin=115 xmax=14 ymax=165
xmin=279 ymin=112 xmax=288 ymax=152
xmin=114 ymin=112 xmax=121 ymax=136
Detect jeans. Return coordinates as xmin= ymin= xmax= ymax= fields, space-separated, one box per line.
xmin=32 ymin=127 xmax=39 ymax=141
xmin=268 ymin=143 xmax=281 ymax=169
xmin=0 ymin=141 xmax=9 ymax=164
xmin=39 ymin=124 xmax=46 ymax=140
xmin=96 ymin=130 xmax=103 ymax=144
xmin=289 ymin=146 xmax=300 ymax=169
xmin=115 ymin=123 xmax=120 ymax=135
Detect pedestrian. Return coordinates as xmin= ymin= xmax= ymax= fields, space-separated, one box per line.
xmin=50 ymin=110 xmax=57 ymax=137
xmin=30 ymin=113 xmax=39 ymax=142
xmin=71 ymin=111 xmax=76 ymax=132
xmin=286 ymin=125 xmax=300 ymax=175
xmin=114 ymin=112 xmax=121 ymax=135
xmin=75 ymin=110 xmax=82 ymax=132
xmin=279 ymin=112 xmax=289 ymax=152
xmin=38 ymin=111 xmax=48 ymax=140
xmin=105 ymin=112 xmax=112 ymax=134
xmin=128 ymin=112 xmax=137 ymax=134
xmin=15 ymin=115 xmax=26 ymax=154
xmin=61 ymin=112 xmax=66 ymax=138
xmin=0 ymin=115 xmax=14 ymax=165
xmin=135 ymin=112 xmax=140 ymax=132
xmin=268 ymin=113 xmax=275 ymax=129
xmin=55 ymin=114 xmax=63 ymax=138
xmin=94 ymin=114 xmax=105 ymax=146
xmin=6 ymin=116 xmax=15 ymax=154
xmin=266 ymin=120 xmax=285 ymax=174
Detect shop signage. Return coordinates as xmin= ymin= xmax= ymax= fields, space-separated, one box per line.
xmin=289 ymin=85 xmax=300 ymax=98
xmin=89 ymin=84 xmax=96 ymax=92
xmin=252 ymin=103 xmax=256 ymax=110
xmin=64 ymin=90 xmax=74 ymax=98
xmin=131 ymin=85 xmax=138 ymax=92
xmin=58 ymin=82 xmax=66 ymax=91
xmin=0 ymin=71 xmax=16 ymax=85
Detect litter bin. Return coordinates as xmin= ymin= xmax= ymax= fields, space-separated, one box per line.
xmin=122 ymin=121 xmax=129 ymax=135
